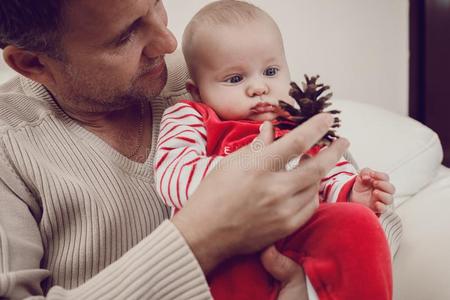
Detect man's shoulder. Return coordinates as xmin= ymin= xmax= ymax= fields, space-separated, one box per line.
xmin=0 ymin=76 xmax=52 ymax=132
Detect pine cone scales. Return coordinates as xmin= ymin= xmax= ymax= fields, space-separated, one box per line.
xmin=275 ymin=75 xmax=341 ymax=144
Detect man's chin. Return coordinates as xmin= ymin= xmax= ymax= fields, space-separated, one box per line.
xmin=137 ymin=63 xmax=168 ymax=97
xmin=63 ymin=64 xmax=169 ymax=112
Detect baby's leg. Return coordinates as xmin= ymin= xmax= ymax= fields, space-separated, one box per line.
xmin=208 ymin=202 xmax=392 ymax=300
xmin=277 ymin=202 xmax=392 ymax=300
xmin=208 ymin=251 xmax=280 ymax=300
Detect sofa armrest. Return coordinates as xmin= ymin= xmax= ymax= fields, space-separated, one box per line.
xmin=331 ymin=100 xmax=443 ymax=203
xmin=393 ymin=166 xmax=450 ymax=299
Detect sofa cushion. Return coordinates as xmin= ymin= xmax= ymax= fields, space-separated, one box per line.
xmin=394 ymin=166 xmax=450 ymax=299
xmin=331 ymin=100 xmax=443 ymax=203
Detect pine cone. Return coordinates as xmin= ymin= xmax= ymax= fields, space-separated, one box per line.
xmin=275 ymin=75 xmax=341 ymax=144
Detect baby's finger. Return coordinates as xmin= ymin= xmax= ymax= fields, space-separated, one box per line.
xmin=374 ymin=180 xmax=396 ymax=195
xmin=374 ymin=202 xmax=387 ymax=214
xmin=374 ymin=190 xmax=394 ymax=205
xmin=359 ymin=168 xmax=373 ymax=177
xmin=370 ymin=170 xmax=390 ymax=181
xmin=358 ymin=168 xmax=374 ymax=183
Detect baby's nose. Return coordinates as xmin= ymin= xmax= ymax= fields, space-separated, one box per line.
xmin=246 ymin=82 xmax=269 ymax=97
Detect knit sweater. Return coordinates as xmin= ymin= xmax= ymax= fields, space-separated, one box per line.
xmin=0 ymin=76 xmax=211 ymax=299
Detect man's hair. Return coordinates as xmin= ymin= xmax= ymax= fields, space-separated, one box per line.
xmin=182 ymin=0 xmax=272 ymax=79
xmin=0 ymin=0 xmax=66 ymax=57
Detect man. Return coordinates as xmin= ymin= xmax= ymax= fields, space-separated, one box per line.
xmin=0 ymin=1 xmax=387 ymax=299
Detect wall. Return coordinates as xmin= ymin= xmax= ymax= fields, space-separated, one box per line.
xmin=0 ymin=53 xmax=15 ymax=83
xmin=0 ymin=0 xmax=409 ymax=115
xmin=165 ymin=0 xmax=409 ymax=115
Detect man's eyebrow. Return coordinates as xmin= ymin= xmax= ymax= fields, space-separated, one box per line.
xmin=106 ymin=17 xmax=143 ymax=46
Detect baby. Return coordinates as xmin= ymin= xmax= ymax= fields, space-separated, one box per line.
xmin=155 ymin=1 xmax=395 ymax=299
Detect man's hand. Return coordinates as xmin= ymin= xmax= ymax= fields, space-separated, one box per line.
xmin=172 ymin=113 xmax=349 ymax=273
xmin=349 ymin=168 xmax=395 ymax=213
xmin=261 ymin=246 xmax=308 ymax=300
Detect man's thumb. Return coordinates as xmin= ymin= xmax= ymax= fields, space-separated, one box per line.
xmin=261 ymin=245 xmax=303 ymax=283
xmin=257 ymin=121 xmax=275 ymax=146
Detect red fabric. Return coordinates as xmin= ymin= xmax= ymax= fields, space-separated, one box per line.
xmin=336 ymin=176 xmax=357 ymax=202
xmin=181 ymin=100 xmax=319 ymax=156
xmin=209 ymin=203 xmax=392 ymax=300
xmin=179 ymin=101 xmax=392 ymax=300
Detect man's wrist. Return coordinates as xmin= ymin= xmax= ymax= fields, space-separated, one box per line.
xmin=171 ymin=212 xmax=226 ymax=274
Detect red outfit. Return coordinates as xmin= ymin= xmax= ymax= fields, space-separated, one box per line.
xmin=155 ymin=100 xmax=392 ymax=300
xmin=180 ymin=100 xmax=320 ymax=157
xmin=209 ymin=203 xmax=392 ymax=300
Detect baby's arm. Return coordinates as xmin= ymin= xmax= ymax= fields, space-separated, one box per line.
xmin=154 ymin=102 xmax=222 ymax=209
xmin=319 ymin=157 xmax=357 ymax=203
xmin=320 ymin=157 xmax=395 ymax=213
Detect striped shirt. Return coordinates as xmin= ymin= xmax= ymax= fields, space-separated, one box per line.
xmin=155 ymin=101 xmax=358 ymax=210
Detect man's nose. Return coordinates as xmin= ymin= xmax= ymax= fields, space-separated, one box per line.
xmin=246 ymin=81 xmax=269 ymax=97
xmin=143 ymin=24 xmax=178 ymax=58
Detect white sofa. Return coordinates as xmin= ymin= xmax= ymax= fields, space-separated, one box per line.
xmin=333 ymin=100 xmax=450 ymax=300
xmin=1 ymin=51 xmax=449 ymax=299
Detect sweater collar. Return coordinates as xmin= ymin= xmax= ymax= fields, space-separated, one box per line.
xmin=19 ymin=76 xmax=168 ymax=179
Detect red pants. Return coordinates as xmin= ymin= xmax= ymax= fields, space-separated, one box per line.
xmin=208 ymin=203 xmax=392 ymax=300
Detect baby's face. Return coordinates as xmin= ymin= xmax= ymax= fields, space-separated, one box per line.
xmin=190 ymin=18 xmax=294 ymax=121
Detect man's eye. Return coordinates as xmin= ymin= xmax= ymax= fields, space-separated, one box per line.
xmin=116 ymin=31 xmax=137 ymax=47
xmin=117 ymin=35 xmax=132 ymax=46
xmin=225 ymin=75 xmax=243 ymax=83
xmin=264 ymin=67 xmax=279 ymax=77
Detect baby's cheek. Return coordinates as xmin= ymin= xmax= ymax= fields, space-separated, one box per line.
xmin=283 ymin=92 xmax=295 ymax=106
xmin=216 ymin=106 xmax=246 ymax=121
xmin=274 ymin=88 xmax=294 ymax=105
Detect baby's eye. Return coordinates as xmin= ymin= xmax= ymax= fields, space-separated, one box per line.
xmin=264 ymin=67 xmax=279 ymax=77
xmin=225 ymin=75 xmax=243 ymax=84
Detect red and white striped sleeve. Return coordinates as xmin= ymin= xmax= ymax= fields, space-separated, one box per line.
xmin=319 ymin=157 xmax=358 ymax=203
xmin=154 ymin=102 xmax=222 ymax=209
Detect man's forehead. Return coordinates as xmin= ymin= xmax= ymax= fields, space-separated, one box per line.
xmin=65 ymin=0 xmax=147 ymax=38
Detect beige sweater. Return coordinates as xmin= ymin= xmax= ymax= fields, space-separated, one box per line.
xmin=0 ymin=76 xmax=211 ymax=299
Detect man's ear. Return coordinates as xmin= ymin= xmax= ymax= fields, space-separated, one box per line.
xmin=2 ymin=45 xmax=55 ymax=86
xmin=186 ymin=79 xmax=202 ymax=101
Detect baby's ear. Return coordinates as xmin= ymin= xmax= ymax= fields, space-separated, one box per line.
xmin=186 ymin=79 xmax=201 ymax=101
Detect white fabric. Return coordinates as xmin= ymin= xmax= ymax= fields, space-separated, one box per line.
xmin=331 ymin=100 xmax=443 ymax=204
xmin=394 ymin=166 xmax=450 ymax=300
xmin=0 ymin=55 xmax=16 ymax=83
xmin=306 ymin=274 xmax=318 ymax=300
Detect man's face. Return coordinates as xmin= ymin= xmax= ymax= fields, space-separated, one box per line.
xmin=50 ymin=0 xmax=177 ymax=112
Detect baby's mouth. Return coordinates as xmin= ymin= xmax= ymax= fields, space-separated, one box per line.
xmin=250 ymin=102 xmax=277 ymax=114
xmin=250 ymin=100 xmax=291 ymax=116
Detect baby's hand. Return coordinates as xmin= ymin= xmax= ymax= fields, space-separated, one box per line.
xmin=349 ymin=168 xmax=395 ymax=214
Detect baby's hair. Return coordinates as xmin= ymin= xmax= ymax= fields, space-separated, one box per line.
xmin=185 ymin=0 xmax=266 ymax=27
xmin=182 ymin=0 xmax=275 ymax=79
